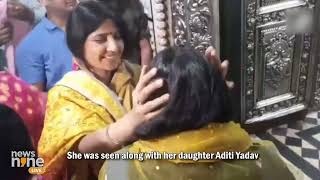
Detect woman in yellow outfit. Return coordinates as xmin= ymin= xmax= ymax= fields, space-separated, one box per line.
xmin=37 ymin=1 xmax=172 ymax=179
xmin=102 ymin=47 xmax=296 ymax=180
xmin=37 ymin=1 xmax=256 ymax=180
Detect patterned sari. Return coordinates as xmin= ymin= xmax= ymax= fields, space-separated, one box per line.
xmin=38 ymin=61 xmax=140 ymax=180
xmin=0 ymin=72 xmax=46 ymax=148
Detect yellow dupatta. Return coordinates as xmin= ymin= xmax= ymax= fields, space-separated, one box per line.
xmin=38 ymin=61 xmax=140 ymax=180
xmin=102 ymin=122 xmax=254 ymax=180
xmin=123 ymin=123 xmax=295 ymax=180
xmin=130 ymin=122 xmax=252 ymax=164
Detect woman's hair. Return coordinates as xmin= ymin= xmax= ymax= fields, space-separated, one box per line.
xmin=135 ymin=47 xmax=232 ymax=139
xmin=66 ymin=0 xmax=126 ymax=61
xmin=100 ymin=0 xmax=150 ymax=63
xmin=0 ymin=104 xmax=34 ymax=180
xmin=109 ymin=0 xmax=148 ymax=41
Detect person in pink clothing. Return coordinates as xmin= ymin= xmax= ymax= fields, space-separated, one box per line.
xmin=0 ymin=0 xmax=34 ymax=74
xmin=0 ymin=1 xmax=45 ymax=151
xmin=0 ymin=71 xmax=46 ymax=148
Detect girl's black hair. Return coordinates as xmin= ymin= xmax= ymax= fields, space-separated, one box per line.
xmin=135 ymin=47 xmax=232 ymax=139
xmin=0 ymin=104 xmax=34 ymax=180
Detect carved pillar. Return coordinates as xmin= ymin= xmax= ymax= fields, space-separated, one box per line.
xmin=313 ymin=64 xmax=320 ymax=109
xmin=171 ymin=0 xmax=219 ymax=54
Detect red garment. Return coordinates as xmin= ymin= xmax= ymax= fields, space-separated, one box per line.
xmin=0 ymin=72 xmax=46 ymax=148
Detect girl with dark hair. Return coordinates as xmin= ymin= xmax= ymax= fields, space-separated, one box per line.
xmin=134 ymin=47 xmax=233 ymax=139
xmin=103 ymin=47 xmax=296 ymax=180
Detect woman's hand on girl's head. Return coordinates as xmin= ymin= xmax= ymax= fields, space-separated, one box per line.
xmin=106 ymin=66 xmax=169 ymax=145
xmin=131 ymin=65 xmax=170 ymax=123
xmin=205 ymin=46 xmax=235 ymax=89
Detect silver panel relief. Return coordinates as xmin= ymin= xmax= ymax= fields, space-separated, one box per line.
xmin=148 ymin=0 xmax=219 ymax=54
xmin=171 ymin=0 xmax=219 ymax=54
xmin=259 ymin=26 xmax=294 ymax=99
xmin=243 ymin=0 xmax=314 ymax=123
xmin=310 ymin=0 xmax=320 ymax=110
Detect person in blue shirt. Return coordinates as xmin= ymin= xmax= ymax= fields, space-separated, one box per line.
xmin=15 ymin=0 xmax=76 ymax=91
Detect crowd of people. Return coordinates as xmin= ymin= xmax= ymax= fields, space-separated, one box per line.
xmin=0 ymin=0 xmax=298 ymax=179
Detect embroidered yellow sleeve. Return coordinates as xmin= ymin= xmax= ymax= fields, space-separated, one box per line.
xmin=38 ymin=86 xmax=113 ymax=179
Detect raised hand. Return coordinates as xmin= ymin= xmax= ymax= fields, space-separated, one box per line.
xmin=205 ymin=46 xmax=234 ymax=89
xmin=132 ymin=65 xmax=169 ymax=121
xmin=0 ymin=22 xmax=13 ymax=46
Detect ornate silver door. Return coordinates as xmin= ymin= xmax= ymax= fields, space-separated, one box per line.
xmin=143 ymin=0 xmax=319 ymax=125
xmin=310 ymin=1 xmax=320 ymax=110
xmin=242 ymin=0 xmax=319 ymax=124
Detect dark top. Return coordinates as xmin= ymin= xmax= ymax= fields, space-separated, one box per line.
xmin=0 ymin=104 xmax=34 ymax=180
xmin=104 ymin=0 xmax=151 ymax=64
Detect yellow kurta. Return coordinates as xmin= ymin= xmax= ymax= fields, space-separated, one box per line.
xmin=38 ymin=61 xmax=140 ymax=180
